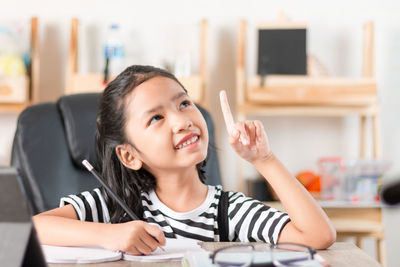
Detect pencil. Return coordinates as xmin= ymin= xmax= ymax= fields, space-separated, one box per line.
xmin=82 ymin=159 xmax=165 ymax=251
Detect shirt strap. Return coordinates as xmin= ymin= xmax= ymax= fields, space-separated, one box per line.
xmin=217 ymin=190 xmax=229 ymax=241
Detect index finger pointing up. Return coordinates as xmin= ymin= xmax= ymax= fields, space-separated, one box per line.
xmin=219 ymin=90 xmax=235 ymax=133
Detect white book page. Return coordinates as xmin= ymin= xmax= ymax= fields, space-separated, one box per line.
xmin=41 ymin=237 xmax=205 ymax=263
xmin=123 ymin=237 xmax=205 ymax=262
xmin=41 ymin=245 xmax=122 ymax=263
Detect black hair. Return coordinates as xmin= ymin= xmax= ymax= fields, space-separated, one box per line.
xmin=95 ymin=65 xmax=206 ymax=223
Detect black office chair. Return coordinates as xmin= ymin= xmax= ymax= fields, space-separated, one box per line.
xmin=11 ymin=93 xmax=222 ymax=215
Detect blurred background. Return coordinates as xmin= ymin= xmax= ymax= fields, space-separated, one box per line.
xmin=0 ymin=0 xmax=399 ymax=266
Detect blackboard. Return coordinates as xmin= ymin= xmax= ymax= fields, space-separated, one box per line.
xmin=257 ymin=29 xmax=307 ymax=76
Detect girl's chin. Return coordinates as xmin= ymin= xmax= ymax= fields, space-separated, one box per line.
xmin=181 ymin=153 xmax=208 ymax=167
xmin=195 ymin=156 xmax=207 ymax=165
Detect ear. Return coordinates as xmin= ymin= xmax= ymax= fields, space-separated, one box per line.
xmin=115 ymin=144 xmax=143 ymax=170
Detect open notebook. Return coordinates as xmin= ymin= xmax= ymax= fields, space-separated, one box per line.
xmin=42 ymin=237 xmax=204 ymax=263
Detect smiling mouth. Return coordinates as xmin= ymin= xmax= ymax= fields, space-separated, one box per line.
xmin=175 ymin=135 xmax=199 ymax=150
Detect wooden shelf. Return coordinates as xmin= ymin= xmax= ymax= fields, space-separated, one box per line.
xmin=235 ymin=19 xmax=381 ymax=198
xmin=66 ymin=73 xmax=109 ymax=95
xmin=236 ymin=19 xmax=379 ymax=164
xmin=237 ymin=17 xmax=385 ymax=267
xmin=0 ymin=17 xmax=39 ymax=113
xmin=238 ymin=103 xmax=379 ymax=117
xmin=0 ymin=102 xmax=32 ymax=113
xmin=66 ymin=19 xmax=209 ymax=108
xmin=247 ymin=76 xmax=377 ymax=106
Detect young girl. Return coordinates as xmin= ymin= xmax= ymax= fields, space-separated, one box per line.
xmin=33 ymin=65 xmax=335 ymax=255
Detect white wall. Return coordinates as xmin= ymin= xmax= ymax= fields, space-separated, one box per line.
xmin=1 ymin=0 xmax=400 ymax=266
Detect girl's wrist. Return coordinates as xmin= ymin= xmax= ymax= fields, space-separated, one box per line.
xmin=251 ymin=151 xmax=276 ymax=169
xmin=95 ymin=222 xmax=114 ymax=248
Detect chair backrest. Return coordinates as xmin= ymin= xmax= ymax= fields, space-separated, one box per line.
xmin=11 ymin=93 xmax=221 ymax=215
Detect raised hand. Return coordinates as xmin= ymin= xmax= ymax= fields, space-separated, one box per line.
xmin=219 ymin=90 xmax=272 ymax=164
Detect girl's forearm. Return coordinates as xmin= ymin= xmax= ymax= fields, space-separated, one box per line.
xmin=33 ymin=215 xmax=108 ymax=247
xmin=34 ymin=215 xmax=166 ymax=255
xmin=253 ymin=153 xmax=336 ymax=245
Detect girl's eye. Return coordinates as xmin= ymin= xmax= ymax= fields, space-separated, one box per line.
xmin=179 ymin=100 xmax=191 ymax=109
xmin=149 ymin=115 xmax=163 ymax=125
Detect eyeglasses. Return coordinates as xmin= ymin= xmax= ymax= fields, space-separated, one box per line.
xmin=210 ymin=243 xmax=317 ymax=267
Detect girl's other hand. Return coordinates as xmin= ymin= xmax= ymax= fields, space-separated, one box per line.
xmin=101 ymin=220 xmax=166 ymax=255
xmin=220 ymin=90 xmax=273 ymax=164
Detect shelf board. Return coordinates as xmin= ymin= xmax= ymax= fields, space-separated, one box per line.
xmin=247 ymin=76 xmax=377 ymax=106
xmin=0 ymin=102 xmax=31 ymax=113
xmin=238 ymin=103 xmax=378 ymax=117
xmin=66 ymin=73 xmax=108 ymax=95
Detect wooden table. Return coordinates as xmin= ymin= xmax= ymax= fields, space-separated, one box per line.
xmin=265 ymin=201 xmax=385 ymax=266
xmin=48 ymin=242 xmax=380 ymax=267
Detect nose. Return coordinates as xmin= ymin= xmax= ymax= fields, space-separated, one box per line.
xmin=172 ymin=113 xmax=193 ymax=133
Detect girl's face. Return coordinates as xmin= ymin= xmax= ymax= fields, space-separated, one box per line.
xmin=122 ymin=76 xmax=209 ymax=174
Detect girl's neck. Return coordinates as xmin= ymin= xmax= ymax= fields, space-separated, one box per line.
xmin=153 ymin=167 xmax=208 ymax=212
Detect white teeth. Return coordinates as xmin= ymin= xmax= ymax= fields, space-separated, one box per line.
xmin=176 ymin=135 xmax=199 ymax=149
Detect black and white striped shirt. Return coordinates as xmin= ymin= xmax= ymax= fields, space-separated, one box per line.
xmin=60 ymin=185 xmax=290 ymax=244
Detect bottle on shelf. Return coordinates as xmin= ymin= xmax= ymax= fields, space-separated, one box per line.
xmin=103 ymin=23 xmax=125 ymax=84
xmin=173 ymin=53 xmax=191 ymax=77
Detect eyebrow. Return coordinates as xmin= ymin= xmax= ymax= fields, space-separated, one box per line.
xmin=142 ymin=91 xmax=188 ymax=120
